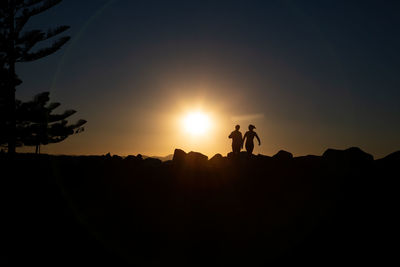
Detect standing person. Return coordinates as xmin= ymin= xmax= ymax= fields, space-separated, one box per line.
xmin=243 ymin=124 xmax=261 ymax=155
xmin=228 ymin=125 xmax=243 ymax=155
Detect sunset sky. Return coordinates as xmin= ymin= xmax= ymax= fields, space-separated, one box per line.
xmin=16 ymin=0 xmax=400 ymax=158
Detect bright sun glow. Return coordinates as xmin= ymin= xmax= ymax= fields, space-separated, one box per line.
xmin=183 ymin=111 xmax=211 ymax=135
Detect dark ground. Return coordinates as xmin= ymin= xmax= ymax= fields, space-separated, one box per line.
xmin=2 ymin=147 xmax=398 ymax=265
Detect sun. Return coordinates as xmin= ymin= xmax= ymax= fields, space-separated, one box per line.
xmin=182 ymin=111 xmax=211 ymax=135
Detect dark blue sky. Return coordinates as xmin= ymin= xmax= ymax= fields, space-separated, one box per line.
xmin=16 ymin=0 xmax=400 ymax=157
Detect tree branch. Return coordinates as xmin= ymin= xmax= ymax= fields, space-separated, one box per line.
xmin=15 ymin=0 xmax=63 ymax=34
xmin=18 ymin=35 xmax=70 ymax=62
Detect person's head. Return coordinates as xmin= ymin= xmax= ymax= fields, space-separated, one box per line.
xmin=248 ymin=124 xmax=256 ymax=131
xmin=235 ymin=125 xmax=240 ymax=130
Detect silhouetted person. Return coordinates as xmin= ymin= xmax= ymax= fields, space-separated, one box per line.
xmin=243 ymin=124 xmax=261 ymax=155
xmin=229 ymin=125 xmax=243 ymax=155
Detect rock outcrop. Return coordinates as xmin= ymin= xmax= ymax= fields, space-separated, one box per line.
xmin=209 ymin=153 xmax=224 ymax=164
xmin=272 ymin=150 xmax=293 ymax=160
xmin=173 ymin=149 xmax=208 ymax=166
xmin=172 ymin=149 xmax=186 ymax=163
xmin=379 ymin=150 xmax=400 ymax=162
xmin=2 ymin=146 xmax=398 ymax=265
xmin=322 ymin=147 xmax=373 ymax=161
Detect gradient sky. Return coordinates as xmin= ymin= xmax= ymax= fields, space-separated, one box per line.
xmin=16 ymin=0 xmax=400 ymax=158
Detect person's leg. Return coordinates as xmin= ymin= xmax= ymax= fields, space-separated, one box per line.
xmin=245 ymin=143 xmax=251 ymax=155
xmin=234 ymin=143 xmax=242 ymax=154
xmin=246 ymin=143 xmax=254 ymax=155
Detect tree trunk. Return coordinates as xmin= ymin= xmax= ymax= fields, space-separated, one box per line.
xmin=7 ymin=71 xmax=16 ymax=155
xmin=7 ymin=0 xmax=16 ymax=155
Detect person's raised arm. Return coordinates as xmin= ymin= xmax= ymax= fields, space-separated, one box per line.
xmin=228 ymin=132 xmax=233 ymax=138
xmin=256 ymin=133 xmax=261 ymax=146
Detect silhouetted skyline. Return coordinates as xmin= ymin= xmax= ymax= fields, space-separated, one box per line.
xmin=16 ymin=0 xmax=400 ymax=157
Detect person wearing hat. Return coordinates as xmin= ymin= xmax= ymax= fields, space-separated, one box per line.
xmin=243 ymin=124 xmax=261 ymax=155
xmin=228 ymin=124 xmax=243 ymax=155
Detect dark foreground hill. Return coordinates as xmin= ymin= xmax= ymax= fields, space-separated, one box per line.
xmin=2 ymin=147 xmax=398 ymax=265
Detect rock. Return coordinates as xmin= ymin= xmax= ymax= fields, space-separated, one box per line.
xmin=256 ymin=154 xmax=272 ymax=161
xmin=186 ymin=151 xmax=208 ymax=164
xmin=239 ymin=151 xmax=249 ymax=158
xmin=210 ymin=153 xmax=223 ymax=161
xmin=322 ymin=147 xmax=373 ymax=161
xmin=227 ymin=151 xmax=250 ymax=160
xmin=144 ymin=157 xmax=162 ymax=166
xmin=380 ymin=150 xmax=400 ymax=161
xmin=112 ymin=154 xmax=122 ymax=160
xmin=136 ymin=154 xmax=143 ymax=160
xmin=125 ymin=155 xmax=137 ymax=160
xmin=209 ymin=153 xmax=224 ymax=165
xmin=172 ymin=149 xmax=208 ymax=166
xmin=294 ymin=155 xmax=321 ymax=160
xmin=124 ymin=155 xmax=142 ymax=163
xmin=173 ymin=149 xmax=187 ymax=163
xmin=226 ymin=152 xmax=234 ymax=159
xmin=163 ymin=160 xmax=173 ymax=166
xmin=294 ymin=155 xmax=321 ymax=162
xmin=272 ymin=150 xmax=293 ymax=160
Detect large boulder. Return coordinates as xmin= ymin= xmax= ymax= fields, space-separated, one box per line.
xmin=209 ymin=153 xmax=224 ymax=165
xmin=380 ymin=150 xmax=400 ymax=162
xmin=172 ymin=149 xmax=208 ymax=165
xmin=322 ymin=147 xmax=373 ymax=161
xmin=186 ymin=151 xmax=208 ymax=164
xmin=272 ymin=150 xmax=293 ymax=160
xmin=172 ymin=149 xmax=208 ymax=166
xmin=173 ymin=149 xmax=187 ymax=163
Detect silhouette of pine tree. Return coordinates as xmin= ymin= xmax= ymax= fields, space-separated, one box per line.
xmin=15 ymin=92 xmax=86 ymax=154
xmin=0 ymin=0 xmax=70 ymax=154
